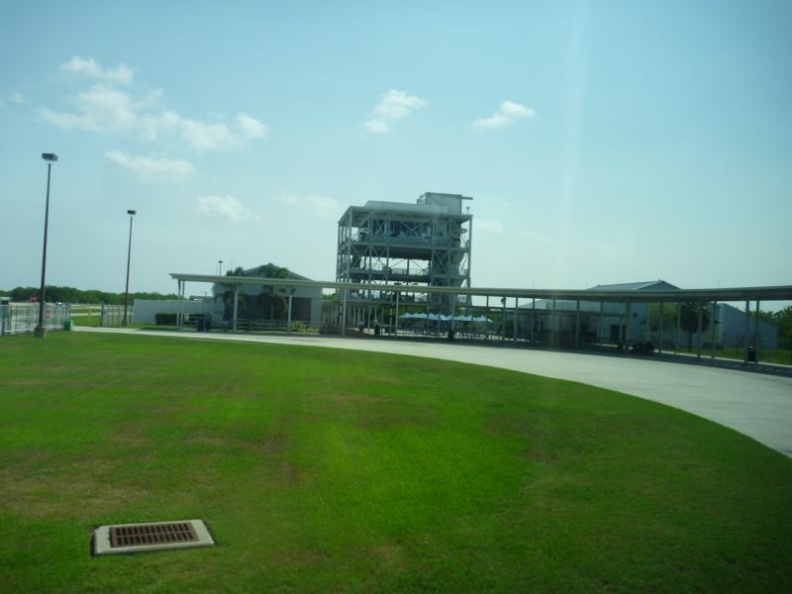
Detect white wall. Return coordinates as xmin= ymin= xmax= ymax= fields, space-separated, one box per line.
xmin=717 ymin=304 xmax=778 ymax=349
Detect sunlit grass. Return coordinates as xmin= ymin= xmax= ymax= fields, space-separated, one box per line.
xmin=716 ymin=346 xmax=791 ymax=366
xmin=1 ymin=333 xmax=790 ymax=593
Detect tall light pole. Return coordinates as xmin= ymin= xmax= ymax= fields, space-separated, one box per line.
xmin=35 ymin=153 xmax=58 ymax=339
xmin=218 ymin=260 xmax=223 ymax=276
xmin=122 ymin=209 xmax=137 ymax=326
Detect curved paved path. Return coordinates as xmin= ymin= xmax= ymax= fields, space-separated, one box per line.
xmin=77 ymin=327 xmax=792 ymax=457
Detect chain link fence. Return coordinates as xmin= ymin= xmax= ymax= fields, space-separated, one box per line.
xmin=0 ymin=302 xmax=71 ymax=336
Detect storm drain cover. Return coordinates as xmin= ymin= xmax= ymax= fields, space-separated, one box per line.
xmin=93 ymin=519 xmax=214 ymax=556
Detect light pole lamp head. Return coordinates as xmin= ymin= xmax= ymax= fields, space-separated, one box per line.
xmin=127 ymin=209 xmax=137 ymax=216
xmin=42 ymin=153 xmax=58 ymax=162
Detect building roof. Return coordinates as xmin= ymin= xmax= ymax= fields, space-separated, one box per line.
xmin=238 ymin=264 xmax=312 ymax=281
xmin=587 ymin=280 xmax=681 ymax=292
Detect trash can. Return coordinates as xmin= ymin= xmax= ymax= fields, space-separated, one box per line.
xmin=747 ymin=346 xmax=757 ymax=363
xmin=447 ymin=329 xmax=456 ymax=342
xmin=64 ymin=320 xmax=73 ymax=331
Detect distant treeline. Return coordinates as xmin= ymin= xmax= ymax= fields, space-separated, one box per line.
xmin=0 ymin=286 xmax=179 ymax=305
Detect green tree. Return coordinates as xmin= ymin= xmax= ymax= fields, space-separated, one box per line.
xmin=219 ymin=267 xmax=247 ymax=320
xmin=679 ymin=302 xmax=711 ymax=352
xmin=10 ymin=287 xmax=38 ymax=302
xmin=771 ymin=306 xmax=792 ymax=352
xmin=747 ymin=307 xmax=789 ymax=352
xmin=257 ymin=265 xmax=290 ymax=320
xmin=3 ymin=285 xmax=177 ymax=304
xmin=648 ymin=303 xmax=677 ymax=334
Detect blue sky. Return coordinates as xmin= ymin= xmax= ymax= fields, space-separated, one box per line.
xmin=1 ymin=0 xmax=790 ymax=299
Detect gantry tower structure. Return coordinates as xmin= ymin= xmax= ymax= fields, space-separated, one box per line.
xmin=336 ymin=192 xmax=473 ymax=311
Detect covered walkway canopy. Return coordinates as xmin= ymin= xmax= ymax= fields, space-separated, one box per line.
xmin=171 ymin=272 xmax=792 ymax=304
xmin=170 ymin=272 xmax=791 ymax=358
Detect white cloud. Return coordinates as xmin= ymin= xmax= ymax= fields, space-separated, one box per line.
xmin=197 ymin=195 xmax=255 ymax=222
xmin=500 ymin=101 xmax=534 ymax=118
xmin=375 ymin=90 xmax=427 ymax=119
xmin=180 ymin=113 xmax=268 ymax=152
xmin=279 ymin=193 xmax=340 ymax=219
xmin=475 ymin=218 xmax=505 ymax=234
xmin=473 ymin=100 xmax=535 ymax=130
xmin=138 ymin=109 xmax=182 ymax=141
xmin=5 ymin=92 xmax=24 ymax=105
xmin=180 ymin=118 xmax=239 ymax=152
xmin=365 ymin=89 xmax=427 ymax=133
xmin=236 ymin=112 xmax=268 ymax=139
xmin=473 ymin=113 xmax=510 ymax=129
xmin=61 ymin=56 xmax=134 ymax=85
xmin=42 ymin=84 xmax=142 ymax=133
xmin=364 ymin=119 xmax=391 ymax=134
xmin=42 ymin=58 xmax=268 ymax=153
xmin=105 ymin=150 xmax=194 ymax=181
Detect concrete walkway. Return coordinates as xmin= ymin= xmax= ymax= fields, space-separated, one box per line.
xmin=76 ymin=326 xmax=792 ymax=458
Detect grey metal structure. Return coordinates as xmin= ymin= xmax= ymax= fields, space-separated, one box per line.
xmin=336 ymin=192 xmax=473 ymax=311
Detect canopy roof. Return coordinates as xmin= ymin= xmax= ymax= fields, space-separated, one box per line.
xmin=171 ymin=273 xmax=792 ymax=304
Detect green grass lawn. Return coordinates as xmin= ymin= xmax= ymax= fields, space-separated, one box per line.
xmin=1 ymin=333 xmax=790 ymax=593
xmin=716 ymin=346 xmax=792 ymax=366
xmin=67 ymin=306 xmax=102 ymax=327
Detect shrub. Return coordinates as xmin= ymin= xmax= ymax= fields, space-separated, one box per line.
xmin=155 ymin=313 xmax=178 ymax=325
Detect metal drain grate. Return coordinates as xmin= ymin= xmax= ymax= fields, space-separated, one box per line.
xmin=110 ymin=521 xmax=197 ymax=547
xmin=93 ymin=519 xmax=214 ymax=556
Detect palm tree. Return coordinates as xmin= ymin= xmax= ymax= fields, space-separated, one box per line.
xmin=221 ymin=267 xmax=247 ymax=320
xmin=257 ymin=265 xmax=290 ymax=320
